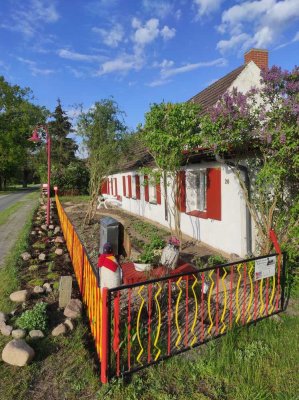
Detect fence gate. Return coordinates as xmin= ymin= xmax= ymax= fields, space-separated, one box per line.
xmin=101 ymin=253 xmax=286 ymax=381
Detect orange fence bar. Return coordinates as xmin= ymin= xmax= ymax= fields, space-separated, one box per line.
xmin=55 ymin=194 xmax=106 ymax=382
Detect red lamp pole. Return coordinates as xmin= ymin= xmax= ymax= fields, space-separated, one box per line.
xmin=46 ymin=126 xmax=51 ymax=226
xmin=29 ymin=125 xmax=51 ymax=226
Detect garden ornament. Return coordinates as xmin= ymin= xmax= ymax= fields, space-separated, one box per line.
xmin=98 ymin=242 xmax=121 ymax=289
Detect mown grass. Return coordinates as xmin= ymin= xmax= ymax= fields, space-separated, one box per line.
xmin=0 ymin=201 xmax=38 ymax=312
xmin=60 ymin=195 xmax=90 ymax=203
xmin=0 ymin=201 xmax=26 ymax=225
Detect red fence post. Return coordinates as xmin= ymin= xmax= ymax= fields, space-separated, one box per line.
xmin=101 ymin=287 xmax=109 ymax=384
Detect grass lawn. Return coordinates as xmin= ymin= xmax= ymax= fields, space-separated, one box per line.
xmin=0 ymin=194 xmax=298 ymax=399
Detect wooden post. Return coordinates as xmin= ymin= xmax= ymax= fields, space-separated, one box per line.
xmin=101 ymin=287 xmax=109 ymax=384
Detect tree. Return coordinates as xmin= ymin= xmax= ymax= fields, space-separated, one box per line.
xmin=140 ymin=102 xmax=202 ymax=239
xmin=200 ymin=66 xmax=299 ymax=259
xmin=77 ymin=99 xmax=127 ymax=223
xmin=0 ymin=76 xmax=48 ymax=189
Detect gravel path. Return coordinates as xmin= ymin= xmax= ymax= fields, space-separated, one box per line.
xmin=0 ymin=191 xmax=38 ymax=267
xmin=0 ymin=187 xmax=38 ymax=211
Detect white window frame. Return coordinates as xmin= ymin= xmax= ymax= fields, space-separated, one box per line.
xmin=186 ymin=169 xmax=207 ymax=213
xmin=149 ymin=183 xmax=157 ymax=204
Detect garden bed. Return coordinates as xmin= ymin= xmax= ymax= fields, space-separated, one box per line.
xmin=61 ymin=200 xmax=226 ymax=271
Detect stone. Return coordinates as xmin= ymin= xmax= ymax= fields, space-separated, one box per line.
xmin=0 ymin=324 xmax=13 ymax=336
xmin=2 ymin=339 xmax=35 ymax=366
xmin=55 ymin=236 xmax=64 ymax=244
xmin=64 ymin=254 xmax=71 ymax=263
xmin=33 ymin=286 xmax=45 ymax=294
xmin=21 ymin=252 xmax=31 ymax=261
xmin=43 ymin=283 xmax=52 ymax=293
xmin=29 ymin=330 xmax=45 ymax=339
xmin=38 ymin=231 xmax=43 ymax=235
xmin=49 ymin=224 xmax=54 ymax=230
xmin=38 ymin=253 xmax=46 ymax=261
xmin=10 ymin=290 xmax=30 ymax=303
xmin=51 ymin=323 xmax=67 ymax=337
xmin=12 ymin=329 xmax=26 ymax=339
xmin=0 ymin=311 xmax=7 ymax=323
xmin=64 ymin=318 xmax=74 ymax=331
xmin=41 ymin=224 xmax=47 ymax=230
xmin=31 ymin=231 xmax=37 ymax=236
xmin=55 ymin=248 xmax=63 ymax=256
xmin=54 ymin=226 xmax=60 ymax=234
xmin=59 ymin=276 xmax=72 ymax=308
xmin=271 ymin=314 xmax=283 ymax=323
xmin=64 ymin=299 xmax=82 ymax=319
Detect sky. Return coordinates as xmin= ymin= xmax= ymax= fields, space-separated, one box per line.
xmin=0 ymin=0 xmax=298 ymax=132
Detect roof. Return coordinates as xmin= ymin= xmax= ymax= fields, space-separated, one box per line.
xmin=188 ymin=65 xmax=245 ymax=114
xmin=115 ymin=137 xmax=155 ymax=173
xmin=116 ymin=65 xmax=247 ymax=173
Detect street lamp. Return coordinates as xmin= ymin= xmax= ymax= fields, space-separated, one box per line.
xmin=29 ymin=125 xmax=51 ymax=226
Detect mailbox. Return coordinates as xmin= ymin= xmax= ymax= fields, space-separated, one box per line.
xmin=99 ymin=217 xmax=119 ymax=255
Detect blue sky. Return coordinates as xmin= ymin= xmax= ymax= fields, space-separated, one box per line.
xmin=0 ymin=0 xmax=298 ymax=132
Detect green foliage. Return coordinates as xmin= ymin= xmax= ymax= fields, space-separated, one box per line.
xmin=207 ymin=254 xmax=228 ymax=266
xmin=32 ymin=241 xmax=46 ymax=250
xmin=16 ymin=302 xmax=48 ymax=331
xmin=77 ymin=99 xmax=128 ymax=222
xmin=138 ymin=235 xmax=165 ymax=264
xmin=132 ymin=220 xmax=167 ymax=239
xmin=0 ymin=76 xmax=48 ymax=189
xmin=141 ymin=102 xmax=202 ymax=172
xmin=28 ymin=264 xmax=39 ymax=272
xmin=46 ymin=272 xmax=59 ymax=280
xmin=51 ymin=160 xmax=89 ymax=194
xmin=28 ymin=278 xmax=44 ymax=287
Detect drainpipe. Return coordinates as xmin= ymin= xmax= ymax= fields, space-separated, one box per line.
xmin=216 ymin=155 xmax=252 ymax=256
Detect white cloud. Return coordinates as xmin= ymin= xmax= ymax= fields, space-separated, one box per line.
xmin=58 ymin=49 xmax=105 ymax=63
xmin=92 ymin=24 xmax=124 ymax=48
xmin=160 ymin=58 xmax=227 ymax=78
xmin=1 ymin=0 xmax=60 ymax=37
xmin=193 ymin=0 xmax=224 ymax=18
xmin=153 ymin=59 xmax=174 ymax=68
xmin=217 ymin=0 xmax=299 ymax=53
xmin=147 ymin=79 xmax=172 ymax=87
xmin=132 ymin=18 xmax=160 ymax=46
xmin=17 ymin=57 xmax=55 ymax=76
xmin=276 ymin=30 xmax=299 ymax=49
xmin=132 ymin=18 xmax=176 ymax=49
xmin=96 ymin=53 xmax=144 ymax=76
xmin=161 ymin=26 xmax=176 ymax=40
xmin=142 ymin=0 xmax=174 ymax=19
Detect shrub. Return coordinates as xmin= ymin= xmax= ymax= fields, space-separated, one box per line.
xmin=16 ymin=302 xmax=48 ymax=331
xmin=207 ymin=255 xmax=228 ymax=267
xmin=138 ymin=235 xmax=165 ymax=264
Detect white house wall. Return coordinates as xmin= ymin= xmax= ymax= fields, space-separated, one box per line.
xmin=107 ymin=162 xmax=248 ymax=257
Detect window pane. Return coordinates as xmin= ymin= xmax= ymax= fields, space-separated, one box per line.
xmin=198 ymin=171 xmax=206 ymax=211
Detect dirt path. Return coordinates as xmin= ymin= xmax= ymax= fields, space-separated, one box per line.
xmin=0 ymin=194 xmax=37 ymax=267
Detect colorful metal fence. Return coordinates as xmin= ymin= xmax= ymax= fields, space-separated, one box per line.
xmin=104 ymin=253 xmax=286 ymax=380
xmin=55 ymin=194 xmax=104 ymax=370
xmin=55 ymin=193 xmax=286 ymax=384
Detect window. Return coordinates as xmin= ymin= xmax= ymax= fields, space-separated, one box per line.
xmin=149 ymin=183 xmax=157 ymax=203
xmin=186 ymin=170 xmax=207 ymax=213
xmin=181 ymin=168 xmax=221 ymax=221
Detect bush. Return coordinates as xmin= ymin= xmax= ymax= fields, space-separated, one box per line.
xmin=207 ymin=254 xmax=228 ymax=267
xmin=138 ymin=235 xmax=165 ymax=264
xmin=16 ymin=302 xmax=48 ymax=331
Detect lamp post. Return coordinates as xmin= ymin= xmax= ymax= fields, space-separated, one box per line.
xmin=29 ymin=125 xmax=51 ymax=226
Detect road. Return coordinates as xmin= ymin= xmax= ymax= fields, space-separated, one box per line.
xmin=0 ymin=187 xmax=39 ymax=267
xmin=0 ymin=187 xmax=38 ymax=212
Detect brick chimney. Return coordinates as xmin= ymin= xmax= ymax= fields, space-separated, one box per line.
xmin=244 ymin=48 xmax=268 ymax=70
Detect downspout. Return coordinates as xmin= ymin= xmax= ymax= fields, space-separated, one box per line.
xmin=216 ymin=155 xmax=252 ymax=256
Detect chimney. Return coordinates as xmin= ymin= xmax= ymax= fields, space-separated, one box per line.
xmin=244 ymin=48 xmax=268 ymax=70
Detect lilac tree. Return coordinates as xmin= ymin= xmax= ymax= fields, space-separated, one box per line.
xmin=201 ymin=66 xmax=299 ymax=258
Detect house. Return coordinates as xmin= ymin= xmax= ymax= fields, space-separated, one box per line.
xmin=102 ymin=49 xmax=269 ymax=258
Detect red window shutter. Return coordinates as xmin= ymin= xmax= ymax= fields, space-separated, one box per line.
xmin=111 ymin=178 xmax=114 ymax=196
xmin=101 ymin=179 xmax=107 ymax=194
xmin=128 ymin=176 xmax=132 ymax=198
xmin=107 ymin=179 xmax=110 ymax=195
xmin=144 ymin=175 xmax=149 ymax=202
xmin=114 ymin=178 xmax=118 ymax=196
xmin=206 ymin=168 xmax=221 ymax=221
xmin=156 ymin=180 xmax=161 ymax=205
xmin=135 ymin=175 xmax=140 ymax=200
xmin=177 ymin=171 xmax=186 ymax=212
xmin=122 ymin=176 xmax=126 ymax=196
